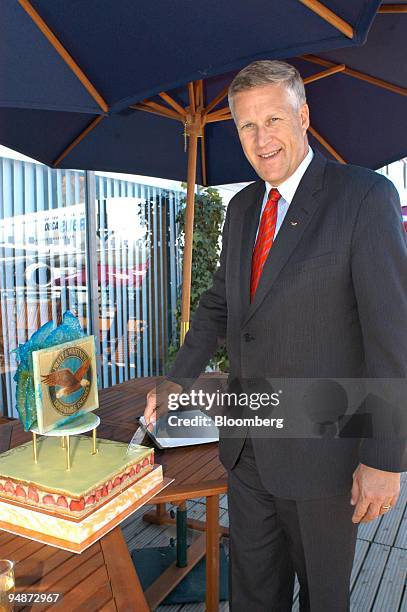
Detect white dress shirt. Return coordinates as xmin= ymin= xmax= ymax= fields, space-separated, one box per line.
xmin=255 ymin=146 xmax=314 ymax=242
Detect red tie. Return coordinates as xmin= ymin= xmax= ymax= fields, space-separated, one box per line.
xmin=250 ymin=188 xmax=281 ymax=302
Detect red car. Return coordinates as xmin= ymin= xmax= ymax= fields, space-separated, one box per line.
xmin=402 ymin=205 xmax=407 ymax=232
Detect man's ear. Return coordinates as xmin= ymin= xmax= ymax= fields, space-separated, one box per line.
xmin=300 ymin=103 xmax=310 ymax=133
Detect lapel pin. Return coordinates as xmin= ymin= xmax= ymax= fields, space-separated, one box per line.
xmin=290 ymin=220 xmax=299 ymax=226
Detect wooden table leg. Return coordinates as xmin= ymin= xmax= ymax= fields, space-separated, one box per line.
xmin=100 ymin=527 xmax=150 ymax=612
xmin=206 ymin=494 xmax=220 ymax=612
xmin=156 ymin=502 xmax=167 ymax=517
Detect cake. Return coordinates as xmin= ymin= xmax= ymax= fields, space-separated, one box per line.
xmin=0 ymin=435 xmax=156 ymax=518
xmin=6 ymin=325 xmax=171 ymax=552
xmin=0 ymin=463 xmax=166 ymax=552
xmin=0 ymin=434 xmax=171 ymax=552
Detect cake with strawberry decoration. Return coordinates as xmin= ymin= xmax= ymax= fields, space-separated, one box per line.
xmin=0 ymin=317 xmax=170 ymax=552
xmin=0 ymin=436 xmax=156 ymax=518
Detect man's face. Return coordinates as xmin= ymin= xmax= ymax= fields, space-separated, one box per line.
xmin=233 ymin=83 xmax=310 ymax=185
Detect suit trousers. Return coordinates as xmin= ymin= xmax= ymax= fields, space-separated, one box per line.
xmin=227 ymin=435 xmax=358 ymax=611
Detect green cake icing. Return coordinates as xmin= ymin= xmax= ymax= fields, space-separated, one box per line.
xmin=0 ymin=436 xmax=152 ymax=497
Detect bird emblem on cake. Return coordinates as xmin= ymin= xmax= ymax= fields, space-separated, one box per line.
xmin=41 ymin=360 xmax=91 ymax=399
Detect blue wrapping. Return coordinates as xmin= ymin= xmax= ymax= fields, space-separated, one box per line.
xmin=13 ymin=311 xmax=85 ymax=431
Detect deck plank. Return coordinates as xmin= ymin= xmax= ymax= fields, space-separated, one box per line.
xmin=350 ymin=543 xmax=391 ymax=611
xmin=371 ymin=547 xmax=407 ymax=612
xmin=399 ymin=588 xmax=407 ymax=612
xmin=357 ymin=516 xmax=382 ymax=543
xmin=394 ymin=476 xmax=407 ymax=551
xmin=373 ymin=474 xmax=407 ymax=547
xmin=350 ymin=539 xmax=370 ymax=589
xmin=394 ymin=503 xmax=407 ymax=550
xmin=219 ymin=494 xmax=228 ymax=510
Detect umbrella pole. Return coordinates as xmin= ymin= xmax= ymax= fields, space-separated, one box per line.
xmin=180 ymin=128 xmax=198 ymax=345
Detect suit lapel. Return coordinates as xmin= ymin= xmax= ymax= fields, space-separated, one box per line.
xmin=241 ymin=151 xmax=327 ymax=328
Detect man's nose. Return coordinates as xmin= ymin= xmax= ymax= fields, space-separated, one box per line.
xmin=256 ymin=125 xmax=271 ymax=149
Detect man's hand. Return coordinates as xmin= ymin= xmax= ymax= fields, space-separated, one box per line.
xmin=351 ymin=463 xmax=400 ymax=524
xmin=143 ymin=380 xmax=183 ymax=431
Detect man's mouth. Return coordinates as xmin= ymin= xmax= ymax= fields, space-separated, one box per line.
xmin=258 ymin=148 xmax=282 ymax=159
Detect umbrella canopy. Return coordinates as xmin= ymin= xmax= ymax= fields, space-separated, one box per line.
xmin=1 ymin=0 xmax=404 ymax=339
xmin=0 ymin=2 xmax=404 ymax=183
xmin=1 ymin=0 xmax=380 ymax=113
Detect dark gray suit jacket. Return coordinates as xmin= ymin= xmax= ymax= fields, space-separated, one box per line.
xmin=168 ymin=151 xmax=407 ymax=499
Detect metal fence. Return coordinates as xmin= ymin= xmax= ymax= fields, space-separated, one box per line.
xmin=0 ymin=155 xmax=183 ymax=417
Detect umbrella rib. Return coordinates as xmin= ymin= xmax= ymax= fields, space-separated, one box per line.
xmin=188 ymin=82 xmax=196 ymax=113
xmin=205 ymin=112 xmax=232 ymax=124
xmin=131 ymin=101 xmax=183 ymax=121
xmin=378 ymin=4 xmax=407 ymax=13
xmin=158 ymin=93 xmax=187 ymax=117
xmin=196 ymin=80 xmax=204 ymax=108
xmin=303 ymin=64 xmax=346 ymax=84
xmin=204 ymin=85 xmax=230 ymax=115
xmin=302 ymin=55 xmax=407 ymax=97
xmin=53 ymin=116 xmax=104 ymax=167
xmin=297 ymin=0 xmax=354 ymax=39
xmin=207 ymin=107 xmax=231 ymax=119
xmin=18 ymin=0 xmax=108 ymax=113
xmin=308 ymin=126 xmax=346 ymax=164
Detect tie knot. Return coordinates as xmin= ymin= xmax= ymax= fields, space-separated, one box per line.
xmin=268 ymin=188 xmax=281 ymax=203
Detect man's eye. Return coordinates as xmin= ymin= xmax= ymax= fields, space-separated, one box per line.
xmin=241 ymin=123 xmax=254 ymax=130
xmin=269 ymin=117 xmax=280 ymax=124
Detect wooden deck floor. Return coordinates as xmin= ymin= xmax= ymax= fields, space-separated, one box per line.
xmin=125 ymin=474 xmax=407 ymax=612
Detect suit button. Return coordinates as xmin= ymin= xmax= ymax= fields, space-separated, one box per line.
xmin=243 ymin=333 xmax=255 ymax=342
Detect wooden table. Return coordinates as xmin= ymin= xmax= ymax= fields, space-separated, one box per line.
xmin=0 ymin=376 xmax=228 ymax=611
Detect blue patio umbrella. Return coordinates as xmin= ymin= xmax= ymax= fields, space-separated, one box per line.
xmin=1 ymin=0 xmax=402 ymax=338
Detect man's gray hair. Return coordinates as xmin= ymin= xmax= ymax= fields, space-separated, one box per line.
xmin=228 ymin=60 xmax=306 ymax=117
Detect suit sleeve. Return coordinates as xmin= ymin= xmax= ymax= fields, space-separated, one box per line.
xmin=351 ymin=175 xmax=407 ymax=471
xmin=166 ymin=203 xmax=230 ymax=390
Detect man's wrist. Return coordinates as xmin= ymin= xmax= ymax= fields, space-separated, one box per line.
xmin=359 ymin=462 xmax=401 ymax=477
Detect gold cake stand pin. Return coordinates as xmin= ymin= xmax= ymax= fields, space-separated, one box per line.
xmin=32 ymin=432 xmax=38 ymax=464
xmin=65 ymin=435 xmax=71 ymax=471
xmin=30 ymin=413 xmax=100 ymax=471
xmin=92 ymin=427 xmax=98 ymax=455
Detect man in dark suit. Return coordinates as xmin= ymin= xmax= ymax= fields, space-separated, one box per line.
xmin=144 ymin=61 xmax=407 ymax=610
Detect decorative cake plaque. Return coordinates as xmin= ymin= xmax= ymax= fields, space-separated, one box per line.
xmin=32 ymin=336 xmax=98 ymax=434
